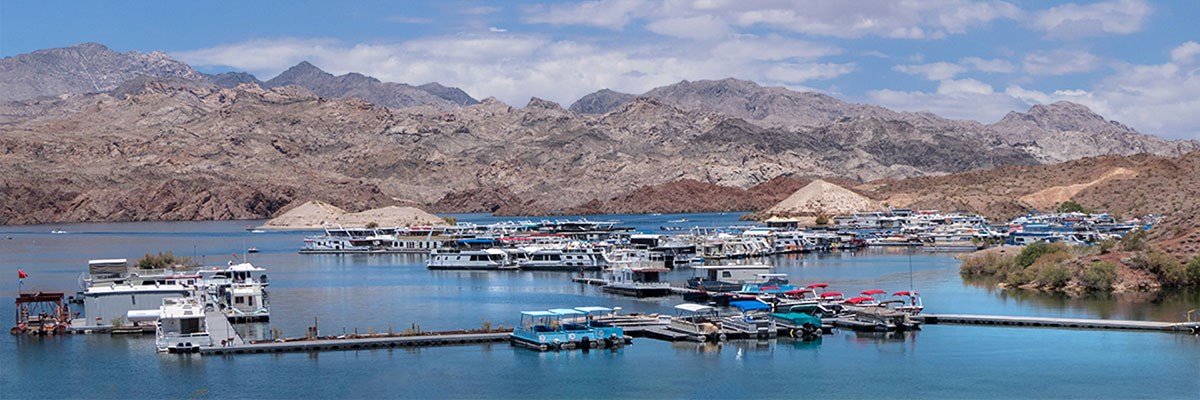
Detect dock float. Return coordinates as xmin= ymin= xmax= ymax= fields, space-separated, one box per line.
xmin=201 ymin=332 xmax=510 ymax=355
xmin=917 ymin=314 xmax=1200 ymax=333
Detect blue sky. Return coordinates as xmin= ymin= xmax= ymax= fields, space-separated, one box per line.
xmin=2 ymin=0 xmax=1198 ymax=138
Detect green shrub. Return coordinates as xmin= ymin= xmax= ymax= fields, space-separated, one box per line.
xmin=1056 ymin=200 xmax=1087 ymax=213
xmin=960 ymin=252 xmax=1014 ymax=276
xmin=1081 ymin=262 xmax=1119 ymax=291
xmin=136 ymin=251 xmax=193 ymax=269
xmin=1096 ymin=239 xmax=1117 ymax=255
xmin=1015 ymin=242 xmax=1067 ymax=268
xmin=1132 ymin=251 xmax=1186 ymax=287
xmin=815 ymin=214 xmax=830 ymax=226
xmin=1038 ymin=263 xmax=1073 ymax=289
xmin=1187 ymin=256 xmax=1200 ymax=286
xmin=1005 ymin=268 xmax=1036 ymax=286
xmin=1120 ymin=230 xmax=1148 ymax=252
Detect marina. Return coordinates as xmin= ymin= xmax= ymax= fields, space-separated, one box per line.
xmin=3 ymin=215 xmax=1199 ymax=398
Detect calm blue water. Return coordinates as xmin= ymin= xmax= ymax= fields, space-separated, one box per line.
xmin=2 ymin=213 xmax=1198 ymax=398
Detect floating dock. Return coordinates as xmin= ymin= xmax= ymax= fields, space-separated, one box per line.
xmin=916 ymin=314 xmax=1200 ymax=333
xmin=202 ymin=332 xmax=510 ymax=355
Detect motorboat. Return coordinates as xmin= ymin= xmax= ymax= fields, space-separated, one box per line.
xmin=722 ymin=301 xmax=777 ymax=339
xmin=517 ymin=247 xmax=609 ymax=271
xmin=686 ymin=265 xmax=774 ymax=292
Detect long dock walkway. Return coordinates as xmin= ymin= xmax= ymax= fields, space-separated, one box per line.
xmin=206 ymin=310 xmax=245 ymax=346
xmin=917 ymin=314 xmax=1200 ymax=333
xmin=200 ymin=332 xmax=509 ymax=355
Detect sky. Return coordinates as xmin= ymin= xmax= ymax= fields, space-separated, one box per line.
xmin=2 ymin=0 xmax=1198 ymax=138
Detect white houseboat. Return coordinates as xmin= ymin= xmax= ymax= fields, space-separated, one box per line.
xmin=155 ymin=297 xmax=212 ymax=353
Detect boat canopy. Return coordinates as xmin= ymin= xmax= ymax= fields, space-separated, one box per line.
xmin=573 ymin=306 xmax=613 ymax=314
xmin=844 ymin=296 xmax=875 ymax=304
xmin=675 ymin=303 xmax=717 ymax=313
xmin=548 ymin=308 xmax=585 ymax=316
xmin=807 ymin=283 xmax=829 ymax=289
xmin=520 ymin=311 xmax=559 ymax=317
xmin=893 ymin=291 xmax=919 ymax=296
xmin=783 ymin=289 xmax=812 ymax=295
xmin=861 ymin=289 xmax=887 ymax=295
xmin=730 ymin=301 xmax=771 ymax=312
xmin=819 ymin=292 xmax=844 ymax=298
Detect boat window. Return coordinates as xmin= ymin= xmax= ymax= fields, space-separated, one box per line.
xmin=722 ymin=271 xmax=732 ymax=278
xmin=181 ymin=318 xmax=201 ymax=334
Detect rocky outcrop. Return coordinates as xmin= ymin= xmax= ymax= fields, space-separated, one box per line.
xmin=568 ymin=89 xmax=637 ymax=114
xmin=263 ymin=61 xmax=462 ymax=110
xmin=418 ymin=82 xmax=479 ymax=106
xmin=205 ymin=71 xmax=262 ymax=88
xmin=986 ymin=102 xmax=1199 ymax=163
xmin=0 ymin=43 xmax=203 ymax=101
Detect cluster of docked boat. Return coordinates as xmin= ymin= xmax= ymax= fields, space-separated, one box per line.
xmin=63 ymin=258 xmax=272 ymax=352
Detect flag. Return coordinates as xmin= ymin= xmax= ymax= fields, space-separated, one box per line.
xmin=18 ymin=269 xmax=27 ymax=279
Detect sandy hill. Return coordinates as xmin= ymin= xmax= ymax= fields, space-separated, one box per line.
xmin=766 ymin=179 xmax=883 ymax=217
xmin=264 ymin=201 xmax=446 ymax=229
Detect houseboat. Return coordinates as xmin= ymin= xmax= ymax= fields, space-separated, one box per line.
xmin=426 ymin=248 xmax=514 ymax=270
xmin=686 ymin=265 xmax=775 ymax=292
xmin=517 ymin=247 xmax=609 ymax=271
xmin=198 ymin=263 xmax=270 ymax=322
xmin=155 ymin=297 xmax=212 ymax=353
xmin=602 ymin=264 xmax=672 ymax=297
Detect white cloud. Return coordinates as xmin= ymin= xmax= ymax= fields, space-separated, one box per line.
xmin=937 ymin=78 xmax=994 ymax=95
xmin=1023 ymin=49 xmax=1100 ymax=75
xmin=961 ymin=57 xmax=1015 ymax=73
xmin=1171 ymin=41 xmax=1200 ymax=65
xmin=645 ymin=15 xmax=730 ymax=40
xmin=1032 ymin=0 xmax=1151 ymax=39
xmin=868 ymin=41 xmax=1200 ymax=139
xmin=893 ymin=62 xmax=966 ymax=80
xmin=489 ymin=27 xmax=508 ymax=33
xmin=174 ymin=35 xmax=853 ymax=108
xmin=385 ymin=15 xmax=432 ymax=24
xmin=522 ymin=0 xmax=645 ymax=29
xmin=525 ymin=0 xmax=1020 ymax=39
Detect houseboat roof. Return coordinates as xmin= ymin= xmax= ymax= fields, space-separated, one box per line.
xmin=690 ymin=264 xmax=772 ymax=271
xmin=674 ymin=303 xmax=716 ymax=313
xmin=88 ymin=258 xmax=128 ymax=265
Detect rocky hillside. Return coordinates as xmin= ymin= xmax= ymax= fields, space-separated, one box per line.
xmin=0 ymin=43 xmax=203 ymax=101
xmin=570 ymin=79 xmax=1198 ymax=164
xmin=2 ymin=43 xmax=1198 ymax=225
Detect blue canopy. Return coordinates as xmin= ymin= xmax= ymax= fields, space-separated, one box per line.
xmin=730 ymin=301 xmax=771 ymax=312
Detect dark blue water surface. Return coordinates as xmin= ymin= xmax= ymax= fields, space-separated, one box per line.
xmin=2 ymin=213 xmax=1198 ymax=398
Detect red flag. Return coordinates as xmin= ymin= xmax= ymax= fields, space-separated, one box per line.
xmin=18 ymin=269 xmax=28 ymax=279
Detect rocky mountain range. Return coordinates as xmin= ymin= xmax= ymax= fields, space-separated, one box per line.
xmin=1 ymin=43 xmax=1198 ymax=225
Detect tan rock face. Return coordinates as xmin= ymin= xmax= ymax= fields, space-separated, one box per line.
xmin=264 ymin=201 xmax=446 ymax=229
xmin=766 ymin=179 xmax=883 ymax=216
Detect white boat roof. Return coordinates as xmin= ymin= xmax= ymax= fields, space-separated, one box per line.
xmin=159 ymin=298 xmax=203 ymax=319
xmin=690 ymin=264 xmax=772 ymax=270
xmin=226 ymin=262 xmax=266 ymax=272
xmin=84 ymin=284 xmax=191 ymax=295
xmin=88 ymin=258 xmax=128 ymax=265
xmin=574 ymin=306 xmax=612 ymax=313
xmin=675 ymin=303 xmax=716 ymax=313
xmin=520 ymin=311 xmax=559 ymax=317
xmin=548 ymin=308 xmax=585 ymax=316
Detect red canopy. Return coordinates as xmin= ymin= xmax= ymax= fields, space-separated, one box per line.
xmin=819 ymin=292 xmax=843 ymax=298
xmin=760 ymin=286 xmax=780 ymax=291
xmin=893 ymin=291 xmax=919 ymax=296
xmin=844 ymin=296 xmax=875 ymax=304
xmin=861 ymin=289 xmax=887 ymax=295
xmin=807 ymin=283 xmax=829 ymax=289
xmin=18 ymin=269 xmax=28 ymax=279
xmin=784 ymin=289 xmax=812 ymax=296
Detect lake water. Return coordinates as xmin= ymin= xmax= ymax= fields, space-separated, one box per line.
xmin=2 ymin=213 xmax=1198 ymax=398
